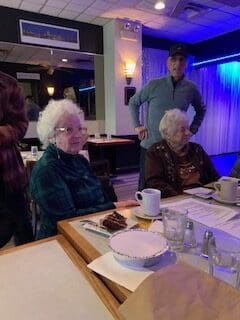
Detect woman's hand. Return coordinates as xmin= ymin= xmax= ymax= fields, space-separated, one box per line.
xmin=114 ymin=199 xmax=138 ymax=208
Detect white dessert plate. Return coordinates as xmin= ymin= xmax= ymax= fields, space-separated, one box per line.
xmin=212 ymin=192 xmax=240 ymax=205
xmin=132 ymin=207 xmax=162 ymax=220
xmin=80 ymin=213 xmax=138 ymax=237
xmin=109 ymin=229 xmax=167 ymax=267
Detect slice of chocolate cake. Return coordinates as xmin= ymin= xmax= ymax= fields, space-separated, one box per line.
xmin=102 ymin=211 xmax=127 ymax=231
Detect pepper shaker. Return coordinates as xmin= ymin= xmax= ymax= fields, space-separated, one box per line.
xmin=184 ymin=220 xmax=197 ymax=248
xmin=201 ymin=230 xmax=214 ymax=258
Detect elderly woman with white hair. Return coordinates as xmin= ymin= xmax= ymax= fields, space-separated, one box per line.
xmin=145 ymin=109 xmax=219 ymax=198
xmin=30 ymin=99 xmax=136 ymax=239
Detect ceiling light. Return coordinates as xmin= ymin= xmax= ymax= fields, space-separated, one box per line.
xmin=133 ymin=24 xmax=141 ymax=33
xmin=155 ymin=1 xmax=165 ymax=10
xmin=61 ymin=58 xmax=68 ymax=62
xmin=124 ymin=22 xmax=131 ymax=30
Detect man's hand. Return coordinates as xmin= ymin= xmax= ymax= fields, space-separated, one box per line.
xmin=135 ymin=126 xmax=148 ymax=140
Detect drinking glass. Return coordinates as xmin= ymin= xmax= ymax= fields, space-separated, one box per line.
xmin=94 ymin=133 xmax=100 ymax=139
xmin=208 ymin=235 xmax=240 ymax=289
xmin=31 ymin=146 xmax=39 ymax=158
xmin=162 ymin=207 xmax=188 ymax=251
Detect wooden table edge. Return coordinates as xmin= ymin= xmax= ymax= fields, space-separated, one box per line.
xmin=58 ymin=218 xmax=131 ymax=303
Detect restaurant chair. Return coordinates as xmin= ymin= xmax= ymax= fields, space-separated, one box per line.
xmin=25 ymin=160 xmax=40 ymax=238
xmin=90 ymin=159 xmax=110 ymax=177
xmin=90 ymin=159 xmax=117 ymax=202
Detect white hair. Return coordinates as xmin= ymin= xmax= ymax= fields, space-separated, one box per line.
xmin=159 ymin=108 xmax=189 ymax=139
xmin=37 ymin=99 xmax=85 ymax=148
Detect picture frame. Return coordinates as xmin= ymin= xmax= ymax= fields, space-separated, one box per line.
xmin=19 ymin=19 xmax=80 ymax=50
xmin=124 ymin=86 xmax=136 ymax=105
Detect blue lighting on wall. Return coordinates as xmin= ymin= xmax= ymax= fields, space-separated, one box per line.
xmin=217 ymin=61 xmax=240 ymax=90
xmin=192 ymin=52 xmax=240 ymax=67
xmin=79 ymin=85 xmax=95 ymax=92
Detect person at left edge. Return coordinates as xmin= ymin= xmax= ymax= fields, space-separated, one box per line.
xmin=0 ymin=71 xmax=33 ymax=246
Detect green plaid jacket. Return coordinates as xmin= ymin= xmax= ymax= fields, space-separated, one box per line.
xmin=30 ymin=144 xmax=115 ymax=238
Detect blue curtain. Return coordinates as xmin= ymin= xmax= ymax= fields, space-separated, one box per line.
xmin=142 ymin=48 xmax=240 ymax=155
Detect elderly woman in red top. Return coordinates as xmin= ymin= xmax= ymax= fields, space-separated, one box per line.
xmin=145 ymin=109 xmax=219 ymax=198
xmin=0 ymin=71 xmax=33 ymax=246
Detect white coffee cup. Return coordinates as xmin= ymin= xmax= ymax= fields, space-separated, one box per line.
xmin=135 ymin=188 xmax=161 ymax=216
xmin=214 ymin=177 xmax=238 ymax=202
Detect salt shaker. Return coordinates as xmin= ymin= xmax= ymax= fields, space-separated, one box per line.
xmin=184 ymin=220 xmax=196 ymax=248
xmin=201 ymin=230 xmax=214 ymax=258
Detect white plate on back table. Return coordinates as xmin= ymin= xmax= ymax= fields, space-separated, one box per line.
xmin=132 ymin=207 xmax=162 ymax=220
xmin=212 ymin=192 xmax=240 ymax=205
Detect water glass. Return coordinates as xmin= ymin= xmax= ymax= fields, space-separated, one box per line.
xmin=31 ymin=146 xmax=38 ymax=158
xmin=94 ymin=133 xmax=100 ymax=139
xmin=162 ymin=207 xmax=188 ymax=251
xmin=106 ymin=133 xmax=112 ymax=140
xmin=208 ymin=235 xmax=240 ymax=289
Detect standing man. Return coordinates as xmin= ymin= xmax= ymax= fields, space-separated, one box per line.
xmin=25 ymin=95 xmax=41 ymax=121
xmin=0 ymin=71 xmax=33 ymax=246
xmin=129 ymin=43 xmax=206 ymax=190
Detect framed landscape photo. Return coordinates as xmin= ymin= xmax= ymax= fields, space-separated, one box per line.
xmin=19 ymin=19 xmax=80 ymax=50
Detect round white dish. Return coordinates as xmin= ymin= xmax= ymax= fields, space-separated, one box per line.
xmin=109 ymin=229 xmax=167 ymax=267
xmin=212 ymin=192 xmax=240 ymax=205
xmin=132 ymin=207 xmax=162 ymax=220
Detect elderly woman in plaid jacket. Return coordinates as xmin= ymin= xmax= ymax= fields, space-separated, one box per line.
xmin=30 ymin=99 xmax=137 ymax=239
xmin=0 ymin=71 xmax=33 ymax=246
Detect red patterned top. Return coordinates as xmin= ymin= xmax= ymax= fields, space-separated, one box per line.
xmin=0 ymin=71 xmax=28 ymax=190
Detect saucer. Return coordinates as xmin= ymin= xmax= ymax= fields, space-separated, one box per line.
xmin=212 ymin=192 xmax=240 ymax=205
xmin=132 ymin=207 xmax=162 ymax=220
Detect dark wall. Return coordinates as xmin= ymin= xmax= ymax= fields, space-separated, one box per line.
xmin=142 ymin=34 xmax=177 ymax=51
xmin=142 ymin=29 xmax=240 ymax=65
xmin=0 ymin=6 xmax=103 ymax=54
xmin=191 ymin=29 xmax=240 ymax=64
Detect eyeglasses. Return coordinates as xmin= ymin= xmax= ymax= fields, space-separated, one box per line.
xmin=55 ymin=127 xmax=88 ymax=135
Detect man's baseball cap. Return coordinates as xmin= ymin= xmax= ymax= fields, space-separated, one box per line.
xmin=169 ymin=43 xmax=188 ymax=58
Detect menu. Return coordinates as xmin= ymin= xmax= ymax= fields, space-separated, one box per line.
xmin=162 ymin=198 xmax=240 ymax=229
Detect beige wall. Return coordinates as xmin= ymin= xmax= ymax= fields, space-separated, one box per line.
xmin=103 ymin=19 xmax=142 ymax=135
xmin=94 ymin=55 xmax=105 ymax=121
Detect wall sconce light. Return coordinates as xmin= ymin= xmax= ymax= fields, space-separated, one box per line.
xmin=47 ymin=86 xmax=55 ymax=96
xmin=124 ymin=62 xmax=135 ymax=85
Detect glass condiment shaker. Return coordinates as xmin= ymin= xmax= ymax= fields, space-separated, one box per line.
xmin=201 ymin=230 xmax=214 ymax=258
xmin=184 ymin=220 xmax=197 ymax=248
